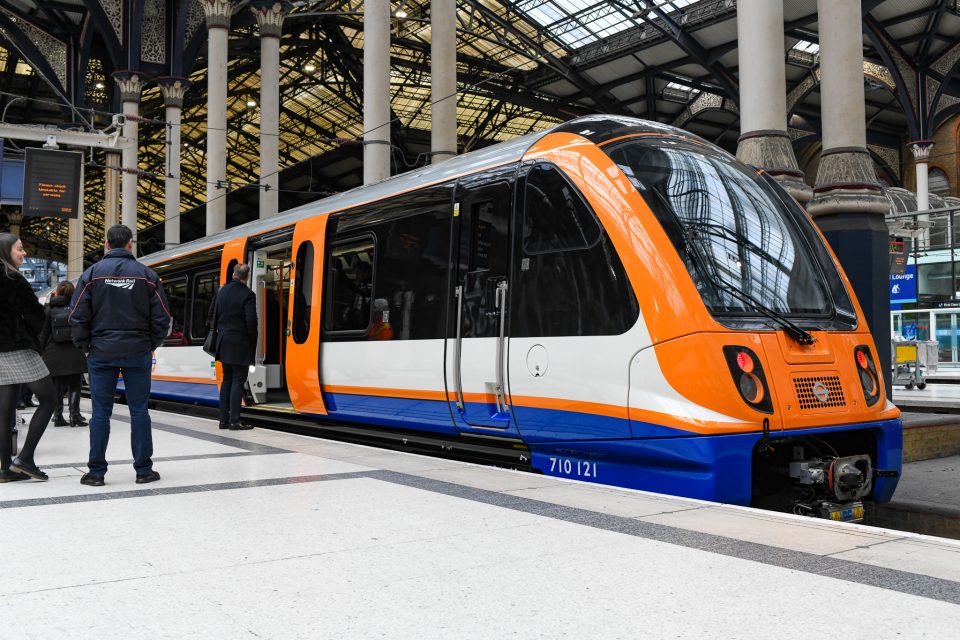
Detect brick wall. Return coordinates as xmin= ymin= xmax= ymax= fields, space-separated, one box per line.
xmin=903 ymin=422 xmax=960 ymax=462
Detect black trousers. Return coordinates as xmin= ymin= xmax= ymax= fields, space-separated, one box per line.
xmin=219 ymin=363 xmax=249 ymax=425
xmin=1 ymin=377 xmax=56 ymax=470
xmin=53 ymin=374 xmax=83 ymax=420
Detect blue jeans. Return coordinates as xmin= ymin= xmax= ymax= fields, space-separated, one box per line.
xmin=87 ymin=354 xmax=154 ymax=477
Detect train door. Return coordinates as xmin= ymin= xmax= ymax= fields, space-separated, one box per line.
xmin=445 ymin=168 xmax=519 ymax=433
xmin=249 ymin=241 xmax=293 ymax=404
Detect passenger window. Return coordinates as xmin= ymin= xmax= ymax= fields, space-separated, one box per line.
xmin=512 ymin=163 xmax=639 ymax=338
xmin=292 ymin=241 xmax=314 ymax=344
xmin=324 ymin=238 xmax=375 ymax=333
xmin=190 ymin=271 xmax=219 ymax=341
xmin=162 ymin=277 xmax=189 ymax=346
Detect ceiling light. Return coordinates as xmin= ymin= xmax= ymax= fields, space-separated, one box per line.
xmin=304 ymin=63 xmax=316 ymax=72
xmin=94 ymin=82 xmax=104 ymax=90
xmin=395 ymin=9 xmax=407 ymax=18
xmin=247 ymin=100 xmax=257 ymax=107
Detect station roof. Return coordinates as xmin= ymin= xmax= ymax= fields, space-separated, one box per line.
xmin=0 ymin=0 xmax=957 ymax=261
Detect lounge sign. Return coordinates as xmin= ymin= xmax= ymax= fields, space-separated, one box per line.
xmin=22 ymin=147 xmax=83 ymax=219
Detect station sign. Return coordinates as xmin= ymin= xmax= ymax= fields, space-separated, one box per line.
xmin=22 ymin=147 xmax=83 ymax=219
xmin=890 ymin=264 xmax=917 ymax=304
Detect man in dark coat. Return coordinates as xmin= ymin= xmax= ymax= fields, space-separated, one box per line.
xmin=69 ymin=225 xmax=171 ymax=486
xmin=211 ymin=263 xmax=258 ymax=430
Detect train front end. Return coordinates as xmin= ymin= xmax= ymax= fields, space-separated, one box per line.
xmin=592 ymin=126 xmax=901 ymax=522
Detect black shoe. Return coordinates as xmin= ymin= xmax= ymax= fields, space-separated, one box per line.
xmin=54 ymin=415 xmax=70 ymax=427
xmin=80 ymin=473 xmax=105 ymax=486
xmin=0 ymin=469 xmax=30 ymax=483
xmin=71 ymin=415 xmax=88 ymax=427
xmin=218 ymin=422 xmax=229 ymax=430
xmin=136 ymin=471 xmax=161 ymax=484
xmin=9 ymin=458 xmax=48 ymax=481
xmin=228 ymin=423 xmax=253 ymax=430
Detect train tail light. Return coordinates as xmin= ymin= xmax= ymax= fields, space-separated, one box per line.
xmin=723 ymin=346 xmax=773 ymax=413
xmin=854 ymin=345 xmax=881 ymax=406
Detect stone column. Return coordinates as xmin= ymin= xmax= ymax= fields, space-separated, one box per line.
xmin=112 ymin=71 xmax=143 ymax=245
xmin=158 ymin=77 xmax=190 ymax=248
xmin=910 ymin=141 xmax=933 ymax=212
xmin=67 ymin=161 xmax=84 ymax=280
xmin=252 ymin=1 xmax=290 ymax=218
xmin=363 ymin=0 xmax=391 ymax=184
xmin=431 ymin=0 xmax=456 ymax=165
xmin=204 ymin=0 xmax=232 ymax=235
xmin=809 ymin=0 xmax=892 ymax=393
xmin=735 ymin=0 xmax=811 ymax=203
xmin=104 ymin=151 xmax=121 ymax=229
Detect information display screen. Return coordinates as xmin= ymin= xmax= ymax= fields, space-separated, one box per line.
xmin=22 ymin=148 xmax=83 ymax=219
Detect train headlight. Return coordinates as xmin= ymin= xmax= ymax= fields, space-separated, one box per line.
xmin=723 ymin=346 xmax=773 ymax=413
xmin=854 ymin=345 xmax=881 ymax=407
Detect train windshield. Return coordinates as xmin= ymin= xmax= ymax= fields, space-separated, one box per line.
xmin=606 ymin=137 xmax=857 ymax=329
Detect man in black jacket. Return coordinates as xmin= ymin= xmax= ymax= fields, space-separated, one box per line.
xmin=69 ymin=225 xmax=171 ymax=486
xmin=210 ymin=263 xmax=258 ymax=430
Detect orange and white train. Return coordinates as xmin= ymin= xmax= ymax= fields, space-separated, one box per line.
xmin=136 ymin=115 xmax=901 ymax=521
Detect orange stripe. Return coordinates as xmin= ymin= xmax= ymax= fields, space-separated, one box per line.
xmin=152 ymin=374 xmax=218 ymax=385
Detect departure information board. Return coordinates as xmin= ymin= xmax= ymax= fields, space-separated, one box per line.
xmin=22 ymin=147 xmax=83 ymax=219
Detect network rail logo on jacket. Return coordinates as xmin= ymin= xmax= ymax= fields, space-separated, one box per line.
xmin=105 ymin=278 xmax=136 ymax=290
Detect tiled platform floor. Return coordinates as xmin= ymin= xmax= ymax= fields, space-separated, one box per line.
xmin=2 ymin=401 xmax=959 ymax=639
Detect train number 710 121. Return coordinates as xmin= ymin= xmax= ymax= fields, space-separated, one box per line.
xmin=548 ymin=457 xmax=598 ymax=479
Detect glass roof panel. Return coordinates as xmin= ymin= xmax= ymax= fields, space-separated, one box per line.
xmin=515 ymin=0 xmax=699 ymax=49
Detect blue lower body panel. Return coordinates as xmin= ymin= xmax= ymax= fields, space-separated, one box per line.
xmin=529 ymin=419 xmax=903 ymax=506
xmin=126 ymin=379 xmax=220 ymax=406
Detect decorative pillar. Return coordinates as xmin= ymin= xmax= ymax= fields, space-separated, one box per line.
xmin=112 ymin=71 xmax=143 ymax=245
xmin=7 ymin=209 xmax=22 ymax=236
xmin=809 ymin=0 xmax=892 ymax=393
xmin=204 ymin=0 xmax=232 ymax=235
xmin=252 ymin=1 xmax=290 ymax=218
xmin=735 ymin=0 xmax=811 ymax=203
xmin=910 ymin=141 xmax=933 ymax=212
xmin=67 ymin=161 xmax=84 ymax=280
xmin=431 ymin=0 xmax=456 ymax=165
xmin=104 ymin=151 xmax=120 ymax=229
xmin=363 ymin=0 xmax=391 ymax=184
xmin=158 ymin=78 xmax=190 ymax=248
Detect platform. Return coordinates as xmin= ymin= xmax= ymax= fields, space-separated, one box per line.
xmin=3 ymin=402 xmax=960 ymax=637
xmin=894 ymin=381 xmax=960 ymax=410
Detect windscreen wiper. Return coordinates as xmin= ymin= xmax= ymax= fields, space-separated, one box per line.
xmin=643 ymin=185 xmax=817 ymax=346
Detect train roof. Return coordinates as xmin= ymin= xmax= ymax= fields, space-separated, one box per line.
xmin=142 ymin=115 xmax=698 ymax=267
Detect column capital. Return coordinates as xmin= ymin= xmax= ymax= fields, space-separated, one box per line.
xmin=908 ymin=140 xmax=934 ymax=162
xmin=111 ymin=71 xmax=144 ymax=103
xmin=252 ymin=2 xmax=291 ymax=38
xmin=157 ymin=76 xmax=192 ymax=109
xmin=203 ymin=0 xmax=234 ymax=30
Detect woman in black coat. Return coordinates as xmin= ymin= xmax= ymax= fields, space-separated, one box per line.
xmin=0 ymin=233 xmax=56 ymax=482
xmin=210 ymin=263 xmax=258 ymax=430
xmin=39 ymin=280 xmax=88 ymax=427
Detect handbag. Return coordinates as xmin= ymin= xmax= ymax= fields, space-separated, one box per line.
xmin=202 ymin=296 xmax=219 ymax=356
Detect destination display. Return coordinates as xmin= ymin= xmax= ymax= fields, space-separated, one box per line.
xmin=22 ymin=147 xmax=83 ymax=219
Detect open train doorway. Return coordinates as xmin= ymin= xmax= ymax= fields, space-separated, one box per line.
xmin=249 ymin=243 xmax=293 ymax=406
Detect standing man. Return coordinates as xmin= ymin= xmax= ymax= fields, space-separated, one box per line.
xmin=69 ymin=225 xmax=171 ymax=486
xmin=211 ymin=263 xmax=258 ymax=430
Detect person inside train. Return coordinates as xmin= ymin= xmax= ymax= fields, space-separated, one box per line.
xmin=0 ymin=233 xmax=56 ymax=482
xmin=366 ymin=298 xmax=394 ymax=341
xmin=210 ymin=263 xmax=258 ymax=430
xmin=39 ymin=280 xmax=89 ymax=428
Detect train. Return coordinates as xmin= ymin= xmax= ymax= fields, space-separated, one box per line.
xmin=134 ymin=115 xmax=901 ymax=522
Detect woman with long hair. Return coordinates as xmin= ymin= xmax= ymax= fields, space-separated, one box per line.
xmin=0 ymin=232 xmax=56 ymax=481
xmin=39 ymin=280 xmax=88 ymax=427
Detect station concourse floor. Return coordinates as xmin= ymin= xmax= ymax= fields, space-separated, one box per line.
xmin=3 ymin=402 xmax=960 ymax=639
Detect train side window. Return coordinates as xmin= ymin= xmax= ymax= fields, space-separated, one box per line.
xmin=190 ymin=270 xmax=219 ymax=342
xmin=513 ymin=163 xmax=639 ymax=338
xmin=162 ymin=276 xmax=190 ymax=346
xmin=292 ymin=241 xmax=314 ymax=344
xmin=324 ymin=237 xmax=375 ymax=334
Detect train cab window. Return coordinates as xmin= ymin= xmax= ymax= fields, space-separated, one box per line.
xmin=162 ymin=277 xmax=189 ymax=346
xmin=512 ymin=163 xmax=639 ymax=338
xmin=324 ymin=238 xmax=375 ymax=333
xmin=190 ymin=271 xmax=219 ymax=342
xmin=292 ymin=241 xmax=314 ymax=344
